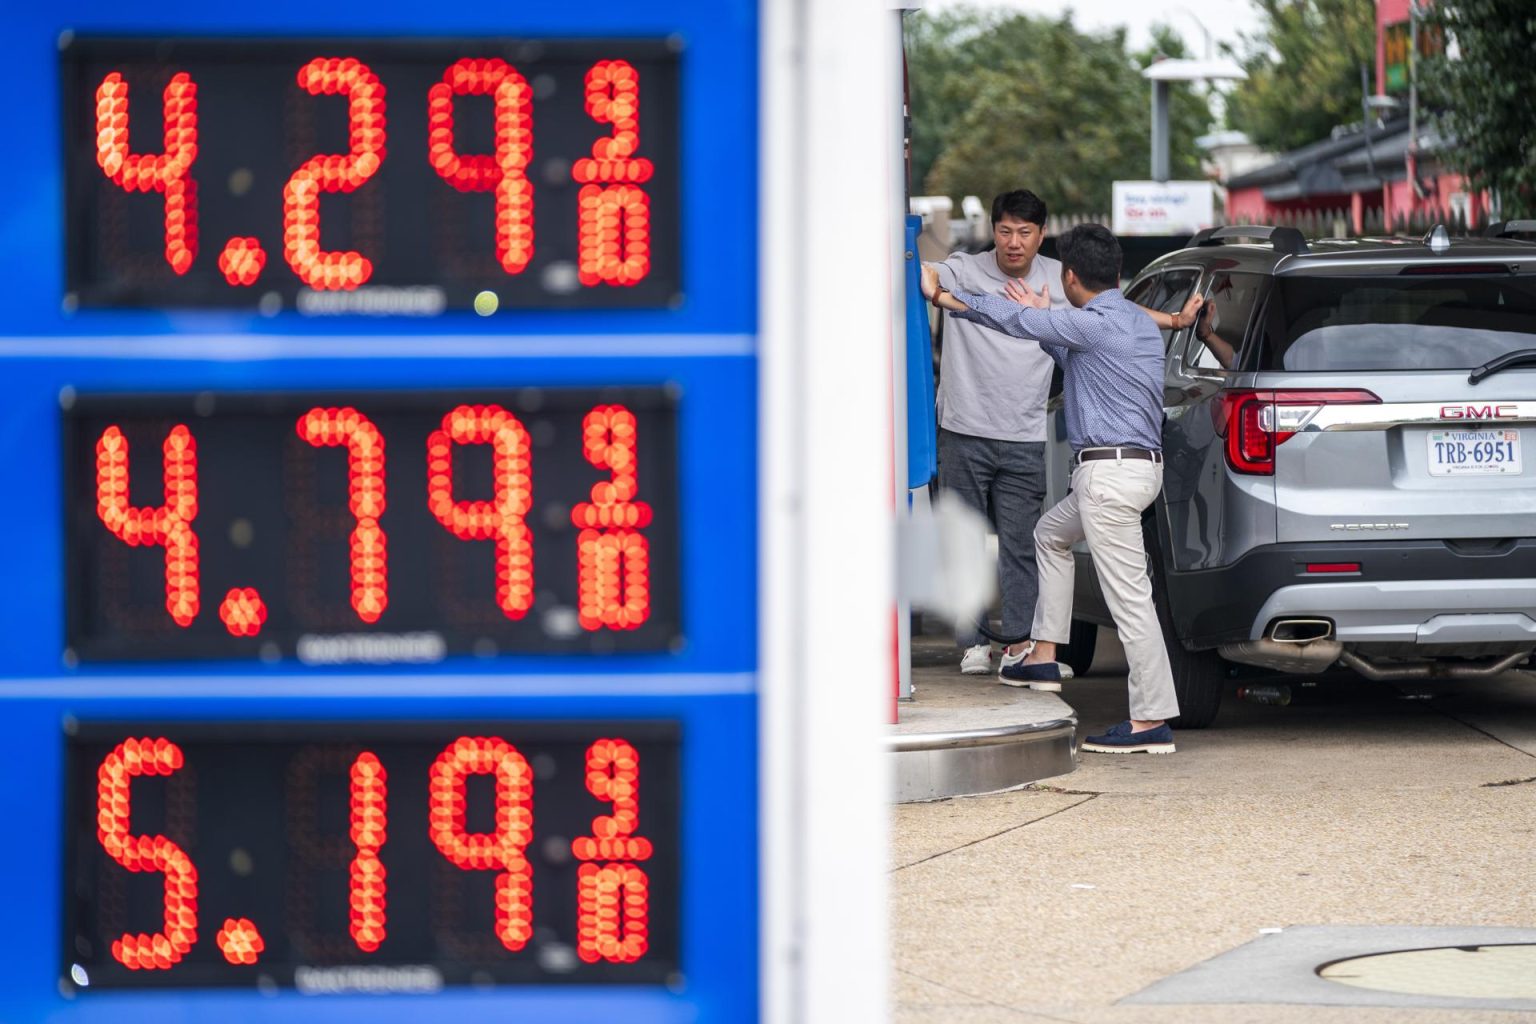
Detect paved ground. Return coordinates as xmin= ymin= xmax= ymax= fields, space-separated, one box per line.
xmin=891 ymin=630 xmax=1536 ymax=1022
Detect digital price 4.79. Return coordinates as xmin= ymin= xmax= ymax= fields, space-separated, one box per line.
xmin=64 ymin=389 xmax=681 ymax=662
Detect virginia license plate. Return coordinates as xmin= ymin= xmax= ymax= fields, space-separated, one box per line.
xmin=1427 ymin=429 xmax=1523 ymax=476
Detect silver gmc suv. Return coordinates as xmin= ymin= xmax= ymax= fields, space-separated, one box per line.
xmin=1047 ymin=223 xmax=1536 ymax=728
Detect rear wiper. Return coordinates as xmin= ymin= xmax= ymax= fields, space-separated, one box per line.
xmin=1468 ymin=348 xmax=1536 ymax=385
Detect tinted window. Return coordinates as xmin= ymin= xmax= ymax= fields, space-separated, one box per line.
xmin=1127 ymin=269 xmax=1199 ymax=351
xmin=1124 ymin=276 xmax=1158 ymax=305
xmin=1262 ymin=274 xmax=1536 ymax=371
xmin=1187 ymin=271 xmax=1264 ymax=372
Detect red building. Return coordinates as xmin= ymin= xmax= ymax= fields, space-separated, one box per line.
xmin=1225 ymin=0 xmax=1488 ymax=234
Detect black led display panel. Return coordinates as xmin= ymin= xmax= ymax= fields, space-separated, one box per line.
xmin=61 ymin=38 xmax=679 ymax=311
xmin=64 ymin=721 xmax=680 ymax=990
xmin=63 ymin=388 xmax=680 ymax=662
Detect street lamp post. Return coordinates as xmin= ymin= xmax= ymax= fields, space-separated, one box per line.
xmin=1142 ymin=58 xmax=1247 ymax=182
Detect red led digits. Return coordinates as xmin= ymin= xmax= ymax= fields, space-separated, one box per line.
xmin=217 ymin=237 xmax=266 ymax=286
xmin=94 ymin=71 xmax=199 ymax=275
xmin=572 ymin=405 xmax=652 ymax=631
xmin=297 ymin=407 xmax=388 ymax=622
xmin=285 ymin=747 xmax=382 ymax=957
xmin=217 ymin=587 xmax=267 ymax=637
xmin=215 ymin=918 xmax=265 ymax=965
xmin=573 ymin=61 xmax=653 ymax=286
xmin=571 ymin=739 xmax=652 ymax=963
xmin=284 ymin=58 xmax=386 ymax=290
xmin=428 ymin=737 xmax=535 ymax=951
xmin=572 ymin=61 xmax=653 ymax=184
xmin=428 ymin=59 xmax=535 ymax=274
xmin=97 ymin=738 xmax=199 ymax=969
xmin=96 ymin=425 xmax=200 ymax=627
xmin=576 ymin=185 xmax=650 ymax=287
xmin=427 ymin=405 xmax=534 ymax=619
xmin=350 ymin=752 xmax=388 ymax=952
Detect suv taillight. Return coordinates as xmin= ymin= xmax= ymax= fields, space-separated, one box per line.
xmin=1215 ymin=389 xmax=1380 ymax=475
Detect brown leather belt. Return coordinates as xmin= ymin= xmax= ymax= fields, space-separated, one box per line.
xmin=1074 ymin=447 xmax=1164 ymax=465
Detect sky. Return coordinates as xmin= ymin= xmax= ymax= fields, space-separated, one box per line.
xmin=922 ymin=0 xmax=1263 ymax=61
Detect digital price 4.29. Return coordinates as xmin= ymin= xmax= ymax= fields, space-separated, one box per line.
xmin=62 ymin=39 xmax=680 ymax=311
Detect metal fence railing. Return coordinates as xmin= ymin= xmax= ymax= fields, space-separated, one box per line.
xmin=1045 ymin=206 xmax=1495 ymax=241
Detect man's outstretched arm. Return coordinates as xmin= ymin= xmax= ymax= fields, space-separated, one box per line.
xmin=919 ymin=267 xmax=1088 ymax=349
xmin=1143 ymin=291 xmax=1203 ymax=332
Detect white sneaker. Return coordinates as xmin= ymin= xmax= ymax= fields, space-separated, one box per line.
xmin=959 ymin=644 xmax=992 ymax=675
xmin=997 ymin=641 xmax=1035 ymax=675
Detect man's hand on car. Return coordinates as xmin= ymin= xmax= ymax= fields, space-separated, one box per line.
xmin=1194 ymin=299 xmax=1217 ymax=340
xmin=1174 ymin=292 xmax=1204 ymax=330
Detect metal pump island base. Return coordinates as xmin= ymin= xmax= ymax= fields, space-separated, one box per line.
xmin=889 ymin=638 xmax=1077 ymax=803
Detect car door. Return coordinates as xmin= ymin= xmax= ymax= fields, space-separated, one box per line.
xmin=1163 ymin=268 xmax=1268 ymax=570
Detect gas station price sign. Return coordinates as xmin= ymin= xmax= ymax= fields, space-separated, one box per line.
xmin=61 ymin=38 xmax=680 ymax=312
xmin=64 ymin=388 xmax=681 ymax=662
xmin=64 ymin=721 xmax=681 ymax=990
xmin=0 ymin=0 xmax=764 ymax=1017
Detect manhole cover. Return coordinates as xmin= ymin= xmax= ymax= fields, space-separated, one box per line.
xmin=1320 ymin=944 xmax=1536 ymax=999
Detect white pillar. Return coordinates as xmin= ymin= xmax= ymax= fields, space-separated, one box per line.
xmin=761 ymin=0 xmax=897 ymax=1020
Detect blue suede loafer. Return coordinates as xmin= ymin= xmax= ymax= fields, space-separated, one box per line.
xmin=1080 ymin=720 xmax=1175 ymax=754
xmin=997 ymin=661 xmax=1074 ymax=691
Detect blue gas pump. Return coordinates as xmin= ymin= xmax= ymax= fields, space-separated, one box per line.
xmin=904 ymin=214 xmax=938 ymax=491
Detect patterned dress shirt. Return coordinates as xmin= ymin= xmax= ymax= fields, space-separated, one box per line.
xmin=951 ymin=288 xmax=1165 ymax=453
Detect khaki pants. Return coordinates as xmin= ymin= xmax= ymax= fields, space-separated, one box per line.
xmin=1031 ymin=458 xmax=1180 ymax=722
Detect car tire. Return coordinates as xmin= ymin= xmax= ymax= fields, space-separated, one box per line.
xmin=1144 ymin=521 xmax=1225 ymax=730
xmin=1060 ymin=618 xmax=1098 ymax=678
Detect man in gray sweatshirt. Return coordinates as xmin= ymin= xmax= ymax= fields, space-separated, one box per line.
xmin=923 ymin=190 xmax=1065 ymax=677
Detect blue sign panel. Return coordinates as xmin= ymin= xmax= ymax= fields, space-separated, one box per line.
xmin=0 ymin=0 xmax=759 ymax=1020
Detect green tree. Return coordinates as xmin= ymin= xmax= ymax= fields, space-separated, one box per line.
xmin=1422 ymin=0 xmax=1536 ymax=217
xmin=1225 ymin=0 xmax=1377 ymax=154
xmin=905 ymin=8 xmax=1213 ymax=215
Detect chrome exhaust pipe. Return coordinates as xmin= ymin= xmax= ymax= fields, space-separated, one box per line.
xmin=1336 ymin=649 xmax=1532 ymax=681
xmin=1218 ymin=637 xmax=1343 ymax=675
xmin=1268 ymin=618 xmax=1335 ymax=644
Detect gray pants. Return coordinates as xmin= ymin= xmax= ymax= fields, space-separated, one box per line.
xmin=1032 ymin=458 xmax=1180 ymax=721
xmin=937 ymin=429 xmax=1045 ymax=647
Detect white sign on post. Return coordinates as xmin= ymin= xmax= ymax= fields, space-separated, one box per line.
xmin=1112 ymin=180 xmax=1218 ymax=236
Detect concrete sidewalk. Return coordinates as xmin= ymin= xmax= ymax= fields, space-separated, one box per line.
xmin=891 ymin=630 xmax=1536 ymax=1023
xmin=900 ymin=631 xmax=1074 ymax=742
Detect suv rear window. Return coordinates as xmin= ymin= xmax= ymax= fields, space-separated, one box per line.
xmin=1260 ymin=274 xmax=1536 ymax=371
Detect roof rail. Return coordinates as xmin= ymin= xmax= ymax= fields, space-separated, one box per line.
xmin=1189 ymin=225 xmax=1309 ymax=255
xmin=1484 ymin=220 xmax=1536 ymax=240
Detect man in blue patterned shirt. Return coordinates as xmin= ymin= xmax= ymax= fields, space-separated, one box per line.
xmin=922 ymin=224 xmax=1184 ymax=754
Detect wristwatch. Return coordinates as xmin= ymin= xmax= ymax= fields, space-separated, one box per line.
xmin=931 ymin=287 xmax=949 ymax=308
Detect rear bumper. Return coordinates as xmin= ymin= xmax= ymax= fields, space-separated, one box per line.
xmin=1252 ymin=580 xmax=1536 ymax=644
xmin=1164 ymin=539 xmax=1536 ymax=649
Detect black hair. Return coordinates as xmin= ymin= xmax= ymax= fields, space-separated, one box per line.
xmin=1055 ymin=224 xmax=1122 ymax=293
xmin=990 ymin=190 xmax=1047 ymax=228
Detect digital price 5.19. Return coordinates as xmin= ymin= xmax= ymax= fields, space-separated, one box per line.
xmin=65 ymin=722 xmax=681 ymax=989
